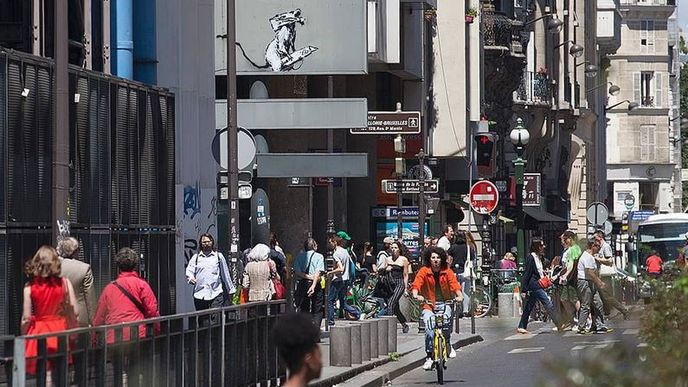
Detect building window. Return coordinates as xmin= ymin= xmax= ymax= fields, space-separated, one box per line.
xmin=640 ymin=20 xmax=655 ymax=54
xmin=633 ymin=71 xmax=663 ymax=107
xmin=640 ymin=125 xmax=656 ymax=162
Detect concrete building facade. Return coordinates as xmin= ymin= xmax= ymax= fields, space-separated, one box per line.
xmin=606 ymin=0 xmax=680 ymax=220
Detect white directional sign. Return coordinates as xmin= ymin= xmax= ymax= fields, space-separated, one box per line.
xmin=382 ymin=179 xmax=439 ymax=194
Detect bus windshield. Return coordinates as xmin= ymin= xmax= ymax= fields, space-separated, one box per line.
xmin=637 ymin=223 xmax=687 ymax=264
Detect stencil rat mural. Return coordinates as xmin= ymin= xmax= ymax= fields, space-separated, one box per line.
xmin=236 ymin=8 xmax=318 ymax=72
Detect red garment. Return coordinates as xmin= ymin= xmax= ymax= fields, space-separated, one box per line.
xmin=411 ymin=266 xmax=461 ymax=311
xmin=93 ymin=272 xmax=160 ymax=343
xmin=24 ymin=277 xmax=70 ymax=374
xmin=646 ymin=255 xmax=663 ymax=274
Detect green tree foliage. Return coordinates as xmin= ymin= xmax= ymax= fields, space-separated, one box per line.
xmin=540 ymin=269 xmax=688 ymax=386
xmin=680 ymin=36 xmax=688 ymax=55
xmin=682 ymin=64 xmax=688 ymax=210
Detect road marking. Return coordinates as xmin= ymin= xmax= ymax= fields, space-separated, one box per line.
xmin=637 ymin=343 xmax=648 ymax=348
xmin=504 ymin=333 xmax=536 ymax=340
xmin=508 ymin=347 xmax=544 ymax=354
xmin=623 ymin=329 xmax=640 ymax=335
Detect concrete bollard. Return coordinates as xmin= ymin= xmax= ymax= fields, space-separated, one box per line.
xmin=373 ymin=318 xmax=389 ymax=355
xmin=368 ymin=319 xmax=379 ymax=358
xmin=354 ymin=320 xmax=372 ymax=361
xmin=341 ymin=322 xmax=362 ymax=364
xmin=329 ymin=325 xmax=352 ymax=366
xmin=498 ymin=293 xmax=514 ymax=319
xmin=379 ymin=316 xmax=398 ymax=353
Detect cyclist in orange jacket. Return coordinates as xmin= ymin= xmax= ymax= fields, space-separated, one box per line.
xmin=411 ymin=246 xmax=463 ymax=370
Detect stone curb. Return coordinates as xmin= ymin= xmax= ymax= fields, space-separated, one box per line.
xmin=309 ymin=334 xmax=483 ymax=387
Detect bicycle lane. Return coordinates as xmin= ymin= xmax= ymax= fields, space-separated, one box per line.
xmin=323 ymin=317 xmax=531 ymax=387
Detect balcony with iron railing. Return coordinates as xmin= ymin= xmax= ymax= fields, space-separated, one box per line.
xmin=482 ymin=11 xmax=515 ymax=49
xmin=514 ymin=70 xmax=552 ymax=106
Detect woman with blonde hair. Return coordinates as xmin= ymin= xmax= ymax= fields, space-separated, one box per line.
xmin=21 ymin=245 xmax=78 ymax=376
xmin=243 ymin=243 xmax=277 ymax=302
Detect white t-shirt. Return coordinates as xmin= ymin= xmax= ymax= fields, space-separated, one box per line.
xmin=333 ymin=246 xmax=351 ymax=281
xmin=598 ymin=241 xmax=616 ymax=276
xmin=437 ymin=236 xmax=451 ymax=251
xmin=577 ymin=251 xmax=597 ymax=280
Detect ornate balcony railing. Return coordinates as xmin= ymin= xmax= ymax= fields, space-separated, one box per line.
xmin=514 ymin=71 xmax=551 ymax=104
xmin=481 ymin=10 xmax=515 ymax=48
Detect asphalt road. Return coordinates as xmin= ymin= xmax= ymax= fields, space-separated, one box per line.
xmin=392 ymin=314 xmax=643 ymax=387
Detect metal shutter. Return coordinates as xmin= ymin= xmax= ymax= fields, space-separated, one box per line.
xmin=0 ymin=54 xmax=6 ymax=225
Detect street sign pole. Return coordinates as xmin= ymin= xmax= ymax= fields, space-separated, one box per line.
xmin=418 ymin=149 xmax=426 ymax=260
xmin=226 ymin=0 xmax=240 ymax=282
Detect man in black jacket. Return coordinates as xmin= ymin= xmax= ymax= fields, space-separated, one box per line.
xmin=517 ymin=238 xmax=563 ymax=334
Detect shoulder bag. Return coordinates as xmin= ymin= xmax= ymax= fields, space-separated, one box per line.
xmin=112 ymin=281 xmax=147 ymax=316
xmin=270 ymin=262 xmax=286 ymax=300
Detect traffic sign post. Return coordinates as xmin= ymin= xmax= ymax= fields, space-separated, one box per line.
xmin=469 ymin=180 xmax=499 ymax=215
xmin=586 ymin=202 xmax=609 ymax=226
xmin=382 ymin=179 xmax=439 ymax=194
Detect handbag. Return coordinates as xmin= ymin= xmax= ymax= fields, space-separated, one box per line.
xmin=538 ymin=276 xmax=553 ymax=289
xmin=272 ymin=277 xmax=286 ymax=300
xmin=61 ymin=278 xmax=78 ymax=328
xmin=462 ymin=246 xmax=474 ymax=278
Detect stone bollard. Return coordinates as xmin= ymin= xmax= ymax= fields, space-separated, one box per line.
xmin=329 ymin=325 xmax=352 ymax=366
xmin=379 ymin=316 xmax=398 ymax=353
xmin=354 ymin=320 xmax=372 ymax=361
xmin=373 ymin=318 xmax=389 ymax=355
xmin=368 ymin=319 xmax=379 ymax=358
xmin=498 ymin=293 xmax=514 ymax=319
xmin=341 ymin=322 xmax=362 ymax=364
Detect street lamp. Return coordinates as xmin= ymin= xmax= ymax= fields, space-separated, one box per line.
xmin=555 ymin=40 xmax=584 ymax=58
xmin=524 ymin=13 xmax=564 ymax=34
xmin=510 ymin=118 xmax=530 ymax=269
xmin=586 ymin=81 xmax=620 ymax=96
xmin=605 ymin=99 xmax=639 ymax=111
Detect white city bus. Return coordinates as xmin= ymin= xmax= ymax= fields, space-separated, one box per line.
xmin=631 ymin=213 xmax=688 ymax=274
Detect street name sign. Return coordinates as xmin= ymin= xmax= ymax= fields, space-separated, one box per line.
xmin=351 ymin=111 xmax=421 ymax=134
xmin=382 ymin=179 xmax=439 ymax=194
xmin=469 ymin=180 xmax=499 ymax=214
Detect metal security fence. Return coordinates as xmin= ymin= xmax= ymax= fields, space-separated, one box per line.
xmin=8 ymin=301 xmax=286 ymax=387
xmin=0 ymin=48 xmax=176 ymax=336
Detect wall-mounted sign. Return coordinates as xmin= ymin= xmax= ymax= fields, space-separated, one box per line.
xmin=509 ymin=173 xmax=541 ymax=207
xmin=350 ymin=111 xmax=421 ymax=134
xmin=230 ymin=0 xmax=367 ymax=75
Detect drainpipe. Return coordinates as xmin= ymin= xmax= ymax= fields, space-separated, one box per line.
xmin=111 ymin=0 xmax=133 ymax=79
xmin=134 ymin=0 xmax=157 ymax=84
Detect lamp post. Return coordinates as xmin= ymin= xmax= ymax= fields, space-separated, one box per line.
xmin=510 ymin=118 xmax=530 ymax=269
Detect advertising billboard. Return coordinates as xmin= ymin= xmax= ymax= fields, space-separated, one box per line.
xmin=230 ymin=0 xmax=367 ymax=75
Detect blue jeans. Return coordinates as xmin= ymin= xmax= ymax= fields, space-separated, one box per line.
xmin=327 ymin=280 xmax=359 ymax=324
xmin=518 ymin=288 xmax=559 ymax=329
xmin=457 ymin=274 xmax=471 ymax=314
xmin=421 ymin=303 xmax=453 ymax=354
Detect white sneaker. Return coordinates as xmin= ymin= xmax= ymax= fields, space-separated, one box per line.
xmin=449 ymin=348 xmax=457 ymax=358
xmin=422 ymin=358 xmax=434 ymax=370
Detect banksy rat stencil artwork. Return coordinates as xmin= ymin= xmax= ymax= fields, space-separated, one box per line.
xmin=236 ymin=8 xmax=318 ymax=72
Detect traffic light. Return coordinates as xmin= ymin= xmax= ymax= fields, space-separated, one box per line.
xmin=475 ymin=133 xmax=497 ymax=178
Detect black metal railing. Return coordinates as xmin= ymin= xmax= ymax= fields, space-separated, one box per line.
xmin=482 ymin=11 xmax=514 ymax=48
xmin=7 ymin=300 xmax=286 ymax=387
xmin=515 ymin=71 xmax=551 ymax=104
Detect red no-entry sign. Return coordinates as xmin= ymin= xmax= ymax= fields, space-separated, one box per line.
xmin=469 ymin=180 xmax=499 ymax=214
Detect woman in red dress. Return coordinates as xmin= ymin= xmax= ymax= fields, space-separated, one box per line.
xmin=21 ymin=245 xmax=78 ymax=376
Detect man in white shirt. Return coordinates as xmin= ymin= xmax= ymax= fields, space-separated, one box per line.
xmin=436 ymin=224 xmax=454 ymax=251
xmin=326 ymin=235 xmax=360 ymax=325
xmin=576 ymin=239 xmax=611 ymax=334
xmin=593 ymin=231 xmax=629 ymax=319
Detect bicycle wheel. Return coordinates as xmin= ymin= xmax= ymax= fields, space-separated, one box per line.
xmin=436 ymin=333 xmax=445 ymax=385
xmin=471 ymin=286 xmax=492 ymax=318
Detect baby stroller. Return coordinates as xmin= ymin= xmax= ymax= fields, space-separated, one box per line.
xmin=346 ymin=273 xmax=388 ymax=319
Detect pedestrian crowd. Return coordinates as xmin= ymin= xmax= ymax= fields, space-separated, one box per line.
xmin=516 ymin=230 xmax=630 ymax=335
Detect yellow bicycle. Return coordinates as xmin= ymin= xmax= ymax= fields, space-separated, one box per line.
xmin=426 ymin=301 xmax=455 ymax=385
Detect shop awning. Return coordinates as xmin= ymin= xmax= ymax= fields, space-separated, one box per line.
xmin=523 ymin=207 xmax=568 ymax=223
